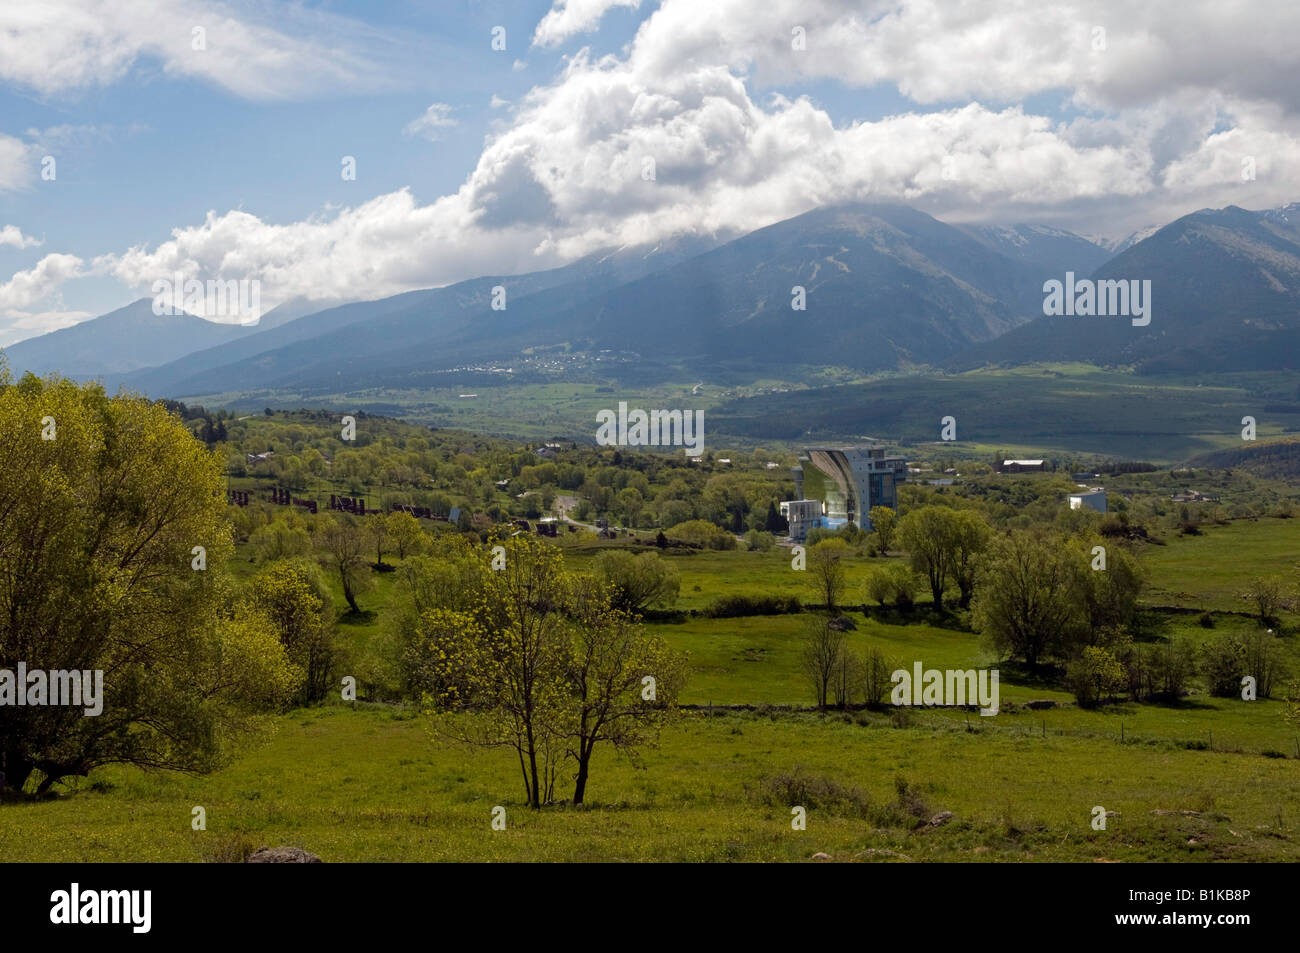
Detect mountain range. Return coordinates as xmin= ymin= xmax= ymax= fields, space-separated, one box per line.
xmin=948 ymin=203 xmax=1300 ymax=373
xmin=0 ymin=297 xmax=303 ymax=379
xmin=3 ymin=202 xmax=1297 ymax=398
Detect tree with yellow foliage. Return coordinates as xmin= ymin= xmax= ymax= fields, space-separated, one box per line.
xmin=0 ymin=370 xmax=299 ymax=795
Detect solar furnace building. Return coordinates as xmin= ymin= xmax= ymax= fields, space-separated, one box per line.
xmin=786 ymin=445 xmax=907 ymax=540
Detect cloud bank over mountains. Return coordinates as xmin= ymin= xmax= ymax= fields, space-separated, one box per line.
xmin=2 ymin=0 xmax=1298 ymax=341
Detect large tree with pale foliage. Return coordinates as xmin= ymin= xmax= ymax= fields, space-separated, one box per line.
xmin=0 ymin=371 xmax=299 ymax=794
xmin=898 ymin=505 xmax=990 ymax=608
xmin=409 ymin=536 xmax=685 ymax=807
xmin=971 ymin=531 xmax=1088 ymax=669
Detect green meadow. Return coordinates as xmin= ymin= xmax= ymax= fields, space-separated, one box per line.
xmin=1141 ymin=517 xmax=1299 ymax=611
xmin=6 ymin=515 xmax=1300 ymax=863
xmin=6 ymin=702 xmax=1297 ymax=862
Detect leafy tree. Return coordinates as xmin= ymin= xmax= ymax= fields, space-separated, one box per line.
xmin=564 ymin=578 xmax=686 ymax=804
xmin=865 ymin=563 xmax=919 ymax=609
xmin=887 ymin=563 xmax=920 ymax=609
xmin=245 ymin=560 xmax=336 ymax=703
xmin=657 ymin=498 xmax=692 ymax=529
xmin=801 ymin=613 xmax=846 ymax=709
xmin=764 ymin=500 xmax=788 ymax=534
xmin=971 ymin=531 xmax=1085 ymax=668
xmin=1240 ymin=628 xmax=1285 ymax=699
xmin=0 ymin=373 xmax=299 ymax=794
xmin=413 ymin=537 xmax=686 ymax=808
xmin=386 ymin=510 xmax=426 ymax=559
xmin=898 ymin=506 xmax=959 ymax=607
xmin=249 ymin=514 xmax=313 ymax=562
xmin=1077 ymin=539 xmax=1144 ymax=639
xmin=1150 ymin=636 xmax=1196 ymax=698
xmin=321 ymin=515 xmax=371 ymax=613
xmin=864 ymin=567 xmax=893 ymax=606
xmin=415 ymin=537 xmax=571 ymax=807
xmin=1244 ymin=576 xmax=1283 ymax=626
xmin=806 ymin=539 xmax=849 ymax=612
xmin=615 ymin=487 xmax=645 ymax=528
xmin=369 ymin=513 xmax=391 ymax=566
xmin=594 ymin=550 xmax=680 ymax=615
xmin=948 ymin=510 xmax=992 ymax=609
xmin=665 ymin=519 xmax=736 ymax=550
xmin=868 ymin=506 xmax=897 ymax=552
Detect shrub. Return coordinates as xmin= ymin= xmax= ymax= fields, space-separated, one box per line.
xmin=1098 ymin=517 xmax=1128 ymax=538
xmin=891 ymin=774 xmax=932 ymax=825
xmin=864 ymin=562 xmax=920 ymax=609
xmin=1240 ymin=628 xmax=1286 ymax=699
xmin=862 ymin=647 xmax=895 ymax=707
xmin=757 ymin=768 xmax=872 ymax=818
xmin=832 ymin=650 xmax=863 ymax=708
xmin=804 ymin=527 xmax=838 ymax=547
xmin=200 ymin=832 xmax=259 ymax=863
xmin=665 ymin=519 xmax=736 ymax=550
xmin=864 ymin=569 xmax=893 ymax=606
xmin=1151 ymin=636 xmax=1196 ymax=699
xmin=1201 ymin=634 xmax=1245 ymax=697
xmin=702 ymin=594 xmax=802 ymax=618
xmin=1066 ymin=646 xmax=1126 ymax=708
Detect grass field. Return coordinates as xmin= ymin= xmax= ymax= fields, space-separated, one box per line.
xmin=1140 ymin=517 xmax=1299 ymax=611
xmin=6 ymin=501 xmax=1300 ymax=862
xmin=6 ymin=704 xmax=1297 ymax=862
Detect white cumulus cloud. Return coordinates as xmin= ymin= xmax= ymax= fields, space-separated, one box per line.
xmin=533 ymin=0 xmax=641 ymax=48
xmin=0 ymin=225 xmax=41 ymax=249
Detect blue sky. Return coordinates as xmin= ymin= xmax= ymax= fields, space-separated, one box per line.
xmin=1 ymin=0 xmax=1296 ymax=344
xmin=0 ymin=1 xmax=582 ymax=323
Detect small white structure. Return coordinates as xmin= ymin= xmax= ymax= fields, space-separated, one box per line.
xmin=1069 ymin=488 xmax=1107 ymax=513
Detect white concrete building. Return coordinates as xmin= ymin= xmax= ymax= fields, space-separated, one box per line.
xmin=1068 ymin=488 xmax=1107 ymax=513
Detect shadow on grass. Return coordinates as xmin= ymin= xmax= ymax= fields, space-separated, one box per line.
xmin=338 ymin=608 xmax=378 ymax=625
xmin=991 ymin=661 xmax=1066 ymax=692
xmin=860 ymin=604 xmax=974 ymax=631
